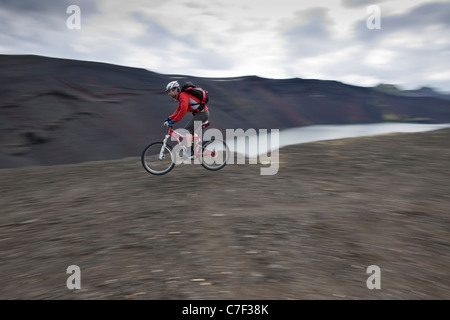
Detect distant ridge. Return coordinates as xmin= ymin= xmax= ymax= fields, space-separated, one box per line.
xmin=1 ymin=54 xmax=450 ymax=168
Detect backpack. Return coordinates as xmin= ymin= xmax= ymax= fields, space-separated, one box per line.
xmin=181 ymin=82 xmax=209 ymax=106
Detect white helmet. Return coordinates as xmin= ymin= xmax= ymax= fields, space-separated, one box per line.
xmin=165 ymin=80 xmax=180 ymax=92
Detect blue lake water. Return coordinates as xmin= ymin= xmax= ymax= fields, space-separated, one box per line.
xmin=227 ymin=122 xmax=450 ymax=157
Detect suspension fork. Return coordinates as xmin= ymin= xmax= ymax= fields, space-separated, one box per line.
xmin=159 ymin=134 xmax=170 ymax=160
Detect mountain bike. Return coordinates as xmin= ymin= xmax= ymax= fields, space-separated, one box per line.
xmin=141 ymin=122 xmax=230 ymax=175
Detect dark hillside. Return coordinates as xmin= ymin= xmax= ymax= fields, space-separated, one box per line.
xmin=1 ymin=54 xmax=450 ymax=168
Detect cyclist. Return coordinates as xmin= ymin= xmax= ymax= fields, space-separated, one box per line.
xmin=164 ymin=80 xmax=210 ymax=157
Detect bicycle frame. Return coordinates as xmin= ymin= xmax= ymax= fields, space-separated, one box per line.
xmin=160 ymin=126 xmax=216 ymax=160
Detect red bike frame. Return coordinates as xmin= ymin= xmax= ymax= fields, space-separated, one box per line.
xmin=165 ymin=126 xmax=215 ymax=157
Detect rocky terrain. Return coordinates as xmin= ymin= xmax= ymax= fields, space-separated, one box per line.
xmin=1 ymin=128 xmax=449 ymax=300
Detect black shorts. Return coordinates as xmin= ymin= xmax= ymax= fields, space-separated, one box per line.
xmin=184 ymin=110 xmax=210 ymax=134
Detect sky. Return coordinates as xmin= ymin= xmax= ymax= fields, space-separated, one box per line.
xmin=1 ymin=0 xmax=450 ymax=93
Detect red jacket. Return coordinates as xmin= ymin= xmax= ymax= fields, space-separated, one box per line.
xmin=168 ymin=92 xmax=208 ymax=123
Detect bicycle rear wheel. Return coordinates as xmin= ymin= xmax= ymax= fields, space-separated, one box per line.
xmin=200 ymin=139 xmax=229 ymax=171
xmin=141 ymin=142 xmax=175 ymax=175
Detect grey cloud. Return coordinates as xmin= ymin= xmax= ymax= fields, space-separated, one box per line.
xmin=0 ymin=0 xmax=100 ymax=46
xmin=283 ymin=7 xmax=336 ymax=57
xmin=355 ymin=2 xmax=450 ymax=43
xmin=281 ymin=2 xmax=450 ymax=91
xmin=226 ymin=17 xmax=267 ymax=34
xmin=0 ymin=0 xmax=65 ymax=14
xmin=132 ymin=12 xmax=234 ymax=71
xmin=132 ymin=12 xmax=179 ymax=47
xmin=0 ymin=0 xmax=100 ymax=63
xmin=181 ymin=1 xmax=226 ymax=20
xmin=0 ymin=0 xmax=99 ymax=16
xmin=341 ymin=0 xmax=391 ymax=8
xmin=182 ymin=2 xmax=204 ymax=9
xmin=385 ymin=1 xmax=450 ymax=29
xmin=185 ymin=47 xmax=234 ymax=71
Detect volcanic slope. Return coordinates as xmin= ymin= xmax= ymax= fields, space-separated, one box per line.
xmin=0 ymin=129 xmax=449 ymax=299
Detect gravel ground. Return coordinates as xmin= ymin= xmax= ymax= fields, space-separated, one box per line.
xmin=0 ymin=129 xmax=449 ymax=300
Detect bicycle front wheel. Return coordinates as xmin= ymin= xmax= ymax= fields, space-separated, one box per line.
xmin=200 ymin=139 xmax=230 ymax=171
xmin=141 ymin=142 xmax=175 ymax=175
